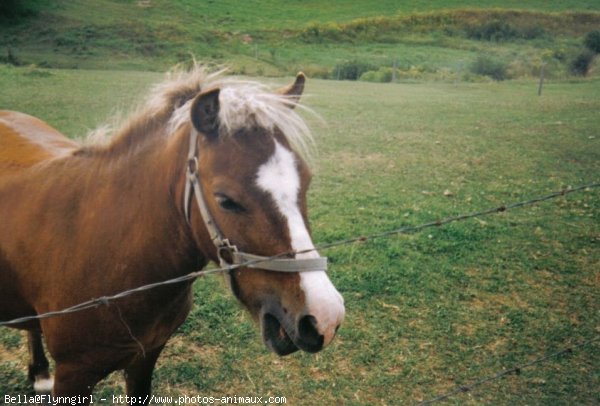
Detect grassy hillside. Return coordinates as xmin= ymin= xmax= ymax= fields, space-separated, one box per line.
xmin=1 ymin=1 xmax=599 ymax=79
xmin=0 ymin=65 xmax=598 ymax=405
xmin=4 ymin=1 xmax=600 ymax=31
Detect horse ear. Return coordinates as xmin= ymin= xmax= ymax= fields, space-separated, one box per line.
xmin=190 ymin=88 xmax=220 ymax=140
xmin=278 ymin=72 xmax=305 ymax=108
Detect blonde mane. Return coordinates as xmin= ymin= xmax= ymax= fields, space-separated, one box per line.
xmin=89 ymin=66 xmax=315 ymax=161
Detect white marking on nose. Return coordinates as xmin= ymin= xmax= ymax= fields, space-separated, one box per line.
xmin=256 ymin=141 xmax=345 ymax=346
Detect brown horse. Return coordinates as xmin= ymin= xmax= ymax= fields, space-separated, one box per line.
xmin=0 ymin=68 xmax=344 ymax=401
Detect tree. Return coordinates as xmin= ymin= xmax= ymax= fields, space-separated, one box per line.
xmin=584 ymin=30 xmax=600 ymax=54
xmin=0 ymin=0 xmax=36 ymax=23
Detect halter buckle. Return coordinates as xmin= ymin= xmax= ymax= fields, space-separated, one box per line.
xmin=187 ymin=157 xmax=199 ymax=177
xmin=217 ymin=239 xmax=238 ymax=267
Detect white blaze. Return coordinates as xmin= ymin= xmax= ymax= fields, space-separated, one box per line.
xmin=256 ymin=141 xmax=345 ymax=345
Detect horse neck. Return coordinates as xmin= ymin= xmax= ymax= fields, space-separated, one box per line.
xmin=79 ymin=125 xmax=206 ymax=277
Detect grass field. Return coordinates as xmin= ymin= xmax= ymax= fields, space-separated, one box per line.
xmin=0 ymin=65 xmax=599 ymax=405
xmin=2 ymin=1 xmax=600 ymax=78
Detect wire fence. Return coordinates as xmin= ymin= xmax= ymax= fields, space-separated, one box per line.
xmin=1 ymin=182 xmax=598 ymax=328
xmin=417 ymin=334 xmax=600 ymax=405
xmin=1 ymin=182 xmax=598 ymax=403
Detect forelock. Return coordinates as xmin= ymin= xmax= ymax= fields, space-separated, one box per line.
xmin=86 ymin=65 xmax=316 ymax=163
xmin=168 ymin=76 xmax=315 ymax=163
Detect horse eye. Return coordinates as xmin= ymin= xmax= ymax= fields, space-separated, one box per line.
xmin=215 ymin=193 xmax=245 ymax=214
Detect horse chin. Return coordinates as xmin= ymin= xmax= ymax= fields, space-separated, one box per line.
xmin=261 ymin=313 xmax=299 ymax=356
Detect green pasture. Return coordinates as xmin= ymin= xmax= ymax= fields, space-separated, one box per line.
xmin=0 ymin=65 xmax=598 ymax=404
xmin=2 ymin=1 xmax=600 ymax=78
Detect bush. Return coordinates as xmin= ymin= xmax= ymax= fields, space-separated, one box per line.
xmin=0 ymin=0 xmax=29 ymax=19
xmin=584 ymin=30 xmax=600 ymax=54
xmin=299 ymin=65 xmax=330 ymax=80
xmin=466 ymin=20 xmax=518 ymax=42
xmin=466 ymin=19 xmax=545 ymax=42
xmin=333 ymin=60 xmax=377 ymax=81
xmin=570 ymin=51 xmax=595 ymax=76
xmin=520 ymin=25 xmax=547 ymax=40
xmin=300 ymin=22 xmax=348 ymax=44
xmin=0 ymin=0 xmax=41 ymax=24
xmin=396 ymin=65 xmax=427 ymax=81
xmin=0 ymin=48 xmax=22 ymax=66
xmin=470 ymin=55 xmax=509 ymax=80
xmin=359 ymin=67 xmax=394 ymax=83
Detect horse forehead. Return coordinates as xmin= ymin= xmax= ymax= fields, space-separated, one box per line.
xmin=205 ymin=130 xmax=276 ymax=174
xmin=256 ymin=141 xmax=300 ymax=195
xmin=208 ymin=133 xmax=309 ymax=195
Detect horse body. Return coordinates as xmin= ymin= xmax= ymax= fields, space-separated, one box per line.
xmin=0 ymin=111 xmax=79 ymax=325
xmin=0 ymin=111 xmax=77 ymax=172
xmin=0 ymin=69 xmax=344 ymax=401
xmin=0 ymin=110 xmax=200 ymax=393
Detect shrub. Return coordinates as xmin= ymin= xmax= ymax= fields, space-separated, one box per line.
xmin=584 ymin=30 xmax=600 ymax=54
xmin=333 ymin=60 xmax=377 ymax=81
xmin=359 ymin=67 xmax=394 ymax=83
xmin=0 ymin=48 xmax=22 ymax=66
xmin=299 ymin=65 xmax=330 ymax=80
xmin=396 ymin=65 xmax=427 ymax=81
xmin=466 ymin=20 xmax=518 ymax=42
xmin=0 ymin=0 xmax=45 ymax=24
xmin=470 ymin=55 xmax=509 ymax=81
xmin=0 ymin=0 xmax=32 ymax=20
xmin=300 ymin=22 xmax=348 ymax=44
xmin=570 ymin=51 xmax=595 ymax=76
xmin=521 ymin=25 xmax=546 ymax=40
xmin=465 ymin=19 xmax=545 ymax=42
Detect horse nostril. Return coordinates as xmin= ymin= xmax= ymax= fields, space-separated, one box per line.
xmin=297 ymin=315 xmax=324 ymax=351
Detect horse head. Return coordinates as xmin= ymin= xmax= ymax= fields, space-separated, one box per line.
xmin=184 ymin=74 xmax=344 ymax=355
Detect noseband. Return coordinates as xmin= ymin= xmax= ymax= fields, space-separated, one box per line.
xmin=183 ymin=130 xmax=328 ymax=273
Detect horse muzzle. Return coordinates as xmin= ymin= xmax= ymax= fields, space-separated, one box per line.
xmin=260 ymin=302 xmax=342 ymax=356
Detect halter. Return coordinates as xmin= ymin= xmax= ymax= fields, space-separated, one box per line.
xmin=183 ymin=129 xmax=328 ymax=273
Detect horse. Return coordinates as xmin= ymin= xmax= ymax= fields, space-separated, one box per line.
xmin=0 ymin=67 xmax=345 ymax=401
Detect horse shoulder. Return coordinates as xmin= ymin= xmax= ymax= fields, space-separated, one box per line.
xmin=0 ymin=111 xmax=78 ymax=176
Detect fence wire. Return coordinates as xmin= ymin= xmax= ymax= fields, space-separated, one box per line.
xmin=1 ymin=182 xmax=598 ymax=328
xmin=417 ymin=335 xmax=600 ymax=405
